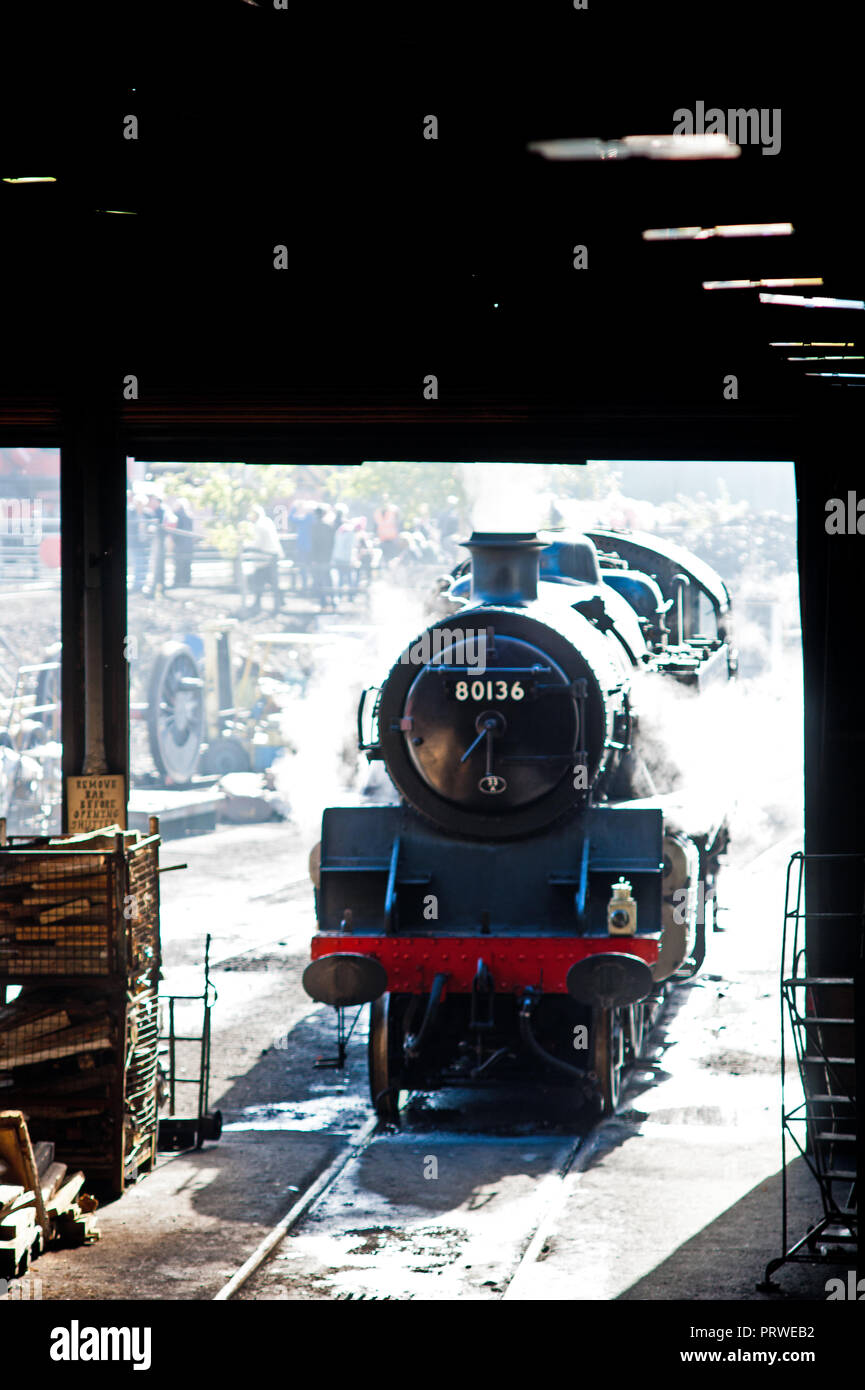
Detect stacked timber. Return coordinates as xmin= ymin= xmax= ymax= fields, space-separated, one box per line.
xmin=0 ymin=854 xmax=112 ymax=977
xmin=0 ymin=824 xmax=162 ymax=1194
xmin=0 ymin=990 xmax=117 ymax=1165
xmin=0 ymin=1111 xmax=98 ymax=1277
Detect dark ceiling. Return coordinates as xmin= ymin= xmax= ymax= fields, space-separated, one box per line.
xmin=0 ymin=37 xmax=860 ymax=455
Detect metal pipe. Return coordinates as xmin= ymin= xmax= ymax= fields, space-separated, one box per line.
xmin=673 ymin=572 xmax=690 ymax=645
xmin=518 ymin=996 xmax=588 ymax=1082
xmin=82 ymin=492 xmax=108 ymax=775
xmin=470 ymin=1046 xmax=511 ymax=1079
xmin=405 ymin=972 xmax=448 ymax=1059
xmin=168 ymin=996 xmax=176 ymax=1116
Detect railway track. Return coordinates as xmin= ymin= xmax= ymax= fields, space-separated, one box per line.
xmin=211 ymin=1063 xmax=652 ymax=1301
xmin=209 ymin=835 xmax=794 ymax=1303
xmin=213 ymin=1110 xmax=380 ymax=1300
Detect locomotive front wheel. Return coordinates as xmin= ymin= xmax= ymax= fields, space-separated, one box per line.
xmin=593 ymin=1006 xmax=626 ymax=1114
xmin=368 ymin=993 xmax=404 ymax=1125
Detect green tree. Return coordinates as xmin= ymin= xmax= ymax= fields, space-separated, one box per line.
xmin=171 ymin=463 xmax=300 ymax=556
xmin=323 ymin=461 xmax=468 ymax=523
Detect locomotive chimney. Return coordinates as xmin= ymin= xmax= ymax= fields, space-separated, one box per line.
xmin=463 ymin=531 xmax=545 ymax=605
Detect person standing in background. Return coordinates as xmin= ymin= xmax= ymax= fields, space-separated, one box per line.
xmin=437 ymin=494 xmax=461 ymax=554
xmin=309 ymin=505 xmax=336 ymax=608
xmin=355 ymin=518 xmax=375 ymax=586
xmin=288 ymin=499 xmax=314 ymax=592
xmin=331 ymin=511 xmax=361 ymax=593
xmin=171 ymin=498 xmax=195 ymax=587
xmin=374 ymin=497 xmax=401 ymax=561
xmin=244 ymin=504 xmax=284 ymax=615
xmin=142 ymin=490 xmax=174 ymax=598
xmin=127 ymin=492 xmax=150 ymax=591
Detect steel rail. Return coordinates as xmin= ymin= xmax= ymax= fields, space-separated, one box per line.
xmin=212 ymin=1112 xmax=380 ymax=1301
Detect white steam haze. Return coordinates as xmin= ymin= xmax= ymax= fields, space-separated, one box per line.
xmin=278 ymin=461 xmax=803 ymax=871
xmin=461 ymin=462 xmax=556 ymax=532
xmin=632 ymin=644 xmax=804 ymax=866
xmin=279 ymin=580 xmax=430 ymax=848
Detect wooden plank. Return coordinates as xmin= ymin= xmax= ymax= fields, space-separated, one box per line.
xmin=17 ymin=1103 xmax=108 ymax=1119
xmin=0 ymin=1111 xmax=49 ymax=1236
xmin=0 ymin=1204 xmax=37 ymax=1238
xmin=11 ymin=926 xmax=107 ymax=939
xmin=0 ymin=1013 xmax=110 ymax=1042
xmin=33 ymin=855 xmax=109 ymax=874
xmin=0 ymin=966 xmax=110 ymax=977
xmin=24 ymin=895 xmax=108 ymax=908
xmin=46 ymin=1171 xmax=86 ymax=1213
xmin=39 ymin=1161 xmax=68 ymax=1202
xmin=32 ymin=1140 xmax=55 ymax=1176
xmin=0 ymin=1009 xmax=71 ymax=1037
xmin=38 ymin=899 xmax=93 ymax=925
xmin=0 ymin=952 xmax=110 ymax=972
xmin=0 ymin=1030 xmax=113 ymax=1068
xmin=0 ymin=1183 xmax=26 ymax=1221
xmin=5 ymin=852 xmax=108 ymax=871
xmin=0 ymin=1219 xmax=42 ymax=1276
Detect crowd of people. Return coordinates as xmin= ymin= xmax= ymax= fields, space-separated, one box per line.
xmin=281 ymin=494 xmax=463 ymax=606
xmin=127 ymin=488 xmax=194 ymax=597
xmin=127 ymin=484 xmax=466 ymax=611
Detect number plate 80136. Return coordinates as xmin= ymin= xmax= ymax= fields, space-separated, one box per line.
xmin=444 ymin=677 xmax=532 ymax=702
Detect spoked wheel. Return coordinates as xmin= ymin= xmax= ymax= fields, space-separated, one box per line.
xmin=626 ymin=1001 xmax=646 ymax=1062
xmin=147 ymin=642 xmax=206 ymax=785
xmin=593 ymin=1006 xmax=627 ymax=1115
xmin=368 ymin=993 xmax=405 ymax=1125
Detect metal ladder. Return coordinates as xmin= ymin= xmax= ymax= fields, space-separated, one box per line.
xmin=157 ymin=933 xmax=223 ymax=1150
xmin=761 ymin=851 xmax=860 ymax=1289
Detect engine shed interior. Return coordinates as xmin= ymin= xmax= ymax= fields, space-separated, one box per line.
xmin=0 ymin=20 xmax=860 ymax=1335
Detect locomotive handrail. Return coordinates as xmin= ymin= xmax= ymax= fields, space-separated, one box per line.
xmin=357 ymin=685 xmax=381 ymax=753
xmin=436 ymin=665 xmax=552 ymax=676
xmin=383 ymin=836 xmax=401 ymax=935
xmin=575 ymin=835 xmax=590 ymax=923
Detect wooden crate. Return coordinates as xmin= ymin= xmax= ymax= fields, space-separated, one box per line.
xmin=0 ymin=825 xmax=162 ymax=1195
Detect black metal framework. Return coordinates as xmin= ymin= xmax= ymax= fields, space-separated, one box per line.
xmin=761 ymin=851 xmax=860 ymax=1290
xmin=156 ymin=933 xmax=221 ymax=1150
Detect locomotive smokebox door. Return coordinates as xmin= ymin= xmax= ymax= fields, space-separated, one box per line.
xmin=303 ymin=953 xmax=388 ymax=1008
xmin=566 ymin=953 xmax=654 ymax=1009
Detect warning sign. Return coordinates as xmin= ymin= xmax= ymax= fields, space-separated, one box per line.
xmin=66 ymin=775 xmax=127 ymax=833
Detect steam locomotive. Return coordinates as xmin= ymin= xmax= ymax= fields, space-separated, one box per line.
xmin=303 ymin=528 xmax=733 ymax=1119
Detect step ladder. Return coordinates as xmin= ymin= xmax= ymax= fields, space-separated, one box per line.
xmin=761 ymin=851 xmax=860 ymax=1290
